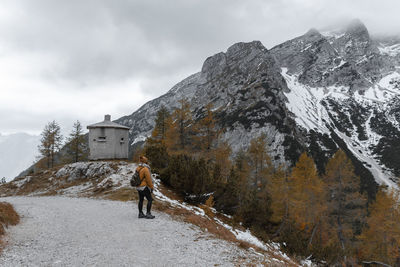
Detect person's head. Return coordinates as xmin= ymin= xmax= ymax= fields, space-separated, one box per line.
xmin=139 ymin=155 xmax=148 ymax=164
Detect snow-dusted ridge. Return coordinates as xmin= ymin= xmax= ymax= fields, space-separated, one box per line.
xmin=378 ymin=43 xmax=400 ymax=57
xmin=282 ymin=68 xmax=396 ymax=187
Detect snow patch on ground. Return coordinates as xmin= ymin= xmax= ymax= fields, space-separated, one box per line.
xmin=152 ymin=178 xmax=295 ymax=264
xmin=12 ymin=176 xmax=32 ymax=188
xmin=60 ymin=182 xmax=93 ymax=195
xmin=152 ymin=178 xmax=205 ymax=217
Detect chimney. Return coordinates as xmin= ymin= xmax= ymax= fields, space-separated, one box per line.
xmin=104 ymin=114 xmax=111 ymax=121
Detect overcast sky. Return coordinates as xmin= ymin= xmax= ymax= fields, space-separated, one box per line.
xmin=1 ymin=0 xmax=399 ymax=136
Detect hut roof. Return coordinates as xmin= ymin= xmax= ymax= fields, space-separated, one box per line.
xmin=87 ymin=115 xmax=130 ymax=130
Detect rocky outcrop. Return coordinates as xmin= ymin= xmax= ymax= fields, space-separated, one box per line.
xmin=116 ymin=41 xmax=305 ymax=164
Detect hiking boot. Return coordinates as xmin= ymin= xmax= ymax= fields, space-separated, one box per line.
xmin=138 ymin=212 xmax=146 ymax=219
xmin=145 ymin=213 xmax=155 ymax=219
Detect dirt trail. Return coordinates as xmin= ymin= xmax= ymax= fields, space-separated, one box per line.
xmin=0 ymin=196 xmax=264 ymax=267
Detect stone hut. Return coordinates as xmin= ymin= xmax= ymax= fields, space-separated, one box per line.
xmin=87 ymin=115 xmax=129 ymax=160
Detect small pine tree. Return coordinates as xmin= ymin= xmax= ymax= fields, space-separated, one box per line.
xmin=194 ymin=103 xmax=218 ymax=153
xmin=38 ymin=120 xmax=63 ymax=168
xmin=165 ymin=98 xmax=193 ymax=153
xmin=65 ymin=120 xmax=87 ymax=163
xmin=151 ymin=106 xmax=171 ymax=142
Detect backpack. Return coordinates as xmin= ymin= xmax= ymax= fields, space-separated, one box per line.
xmin=130 ymin=167 xmax=143 ymax=187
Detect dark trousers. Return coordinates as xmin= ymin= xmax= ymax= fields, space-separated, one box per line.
xmin=138 ymin=187 xmax=153 ymax=214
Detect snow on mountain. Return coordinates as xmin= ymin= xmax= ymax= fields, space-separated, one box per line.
xmin=281 ymin=65 xmax=395 ymax=187
xmin=0 ymin=133 xmax=40 ymax=181
xmin=378 ymin=43 xmax=400 ymax=57
xmin=281 ymin=67 xmax=345 ymax=135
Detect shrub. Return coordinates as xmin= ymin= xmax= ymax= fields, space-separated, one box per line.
xmin=0 ymin=202 xmax=20 ymax=235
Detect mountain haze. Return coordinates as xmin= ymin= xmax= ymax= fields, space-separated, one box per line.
xmin=0 ymin=133 xmax=40 ymax=181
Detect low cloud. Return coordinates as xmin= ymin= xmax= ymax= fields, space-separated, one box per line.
xmin=1 ymin=0 xmax=399 ymax=134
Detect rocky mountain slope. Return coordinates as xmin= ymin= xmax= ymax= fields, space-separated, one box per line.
xmin=117 ymin=40 xmax=305 ymax=165
xmin=114 ymin=19 xmax=400 ymax=198
xmin=270 ymin=19 xmax=400 ymax=195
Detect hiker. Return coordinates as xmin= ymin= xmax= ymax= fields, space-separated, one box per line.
xmin=136 ymin=156 xmax=155 ymax=219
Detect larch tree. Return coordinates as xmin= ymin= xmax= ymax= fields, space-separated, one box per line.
xmin=65 ymin=120 xmax=86 ymax=163
xmin=38 ymin=120 xmax=63 ymax=168
xmin=145 ymin=106 xmax=171 ymax=171
xmin=269 ymin=166 xmax=290 ymax=225
xmin=151 ymin=105 xmax=171 ymax=142
xmin=324 ymin=149 xmax=367 ymax=255
xmin=233 ymin=150 xmax=253 ymax=223
xmin=247 ymin=134 xmax=272 ymax=188
xmin=288 ymin=152 xmax=327 ymax=249
xmin=165 ymin=98 xmax=193 ymax=153
xmin=358 ymin=187 xmax=400 ymax=266
xmin=213 ymin=141 xmax=232 ymax=183
xmin=194 ymin=103 xmax=218 ymax=152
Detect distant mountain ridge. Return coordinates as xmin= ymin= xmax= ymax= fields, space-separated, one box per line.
xmin=0 ymin=133 xmax=40 ymax=181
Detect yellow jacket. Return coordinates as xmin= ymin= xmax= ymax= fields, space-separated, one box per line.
xmin=137 ymin=164 xmax=153 ymax=190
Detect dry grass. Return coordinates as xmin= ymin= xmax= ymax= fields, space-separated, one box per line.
xmin=0 ymin=202 xmax=20 ymax=236
xmin=100 ymin=187 xmax=137 ymax=202
xmin=152 ymin=183 xmax=299 ymax=266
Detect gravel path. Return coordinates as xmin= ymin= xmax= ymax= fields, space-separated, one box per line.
xmin=0 ymin=197 xmax=260 ymax=267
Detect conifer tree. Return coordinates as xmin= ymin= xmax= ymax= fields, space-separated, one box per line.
xmin=324 ymin=149 xmax=367 ymax=255
xmin=288 ymin=152 xmax=327 ymax=248
xmin=65 ymin=120 xmax=86 ymax=163
xmin=268 ymin=166 xmax=290 ymax=225
xmin=194 ymin=103 xmax=218 ymax=152
xmin=247 ymin=134 xmax=272 ymax=188
xmin=38 ymin=120 xmax=63 ymax=168
xmin=213 ymin=141 xmax=232 ymax=183
xmin=359 ymin=187 xmax=400 ymax=266
xmin=165 ymin=98 xmax=193 ymax=153
xmin=233 ymin=151 xmax=255 ymax=221
xmin=151 ymin=105 xmax=171 ymax=142
xmin=214 ymin=166 xmax=241 ymax=214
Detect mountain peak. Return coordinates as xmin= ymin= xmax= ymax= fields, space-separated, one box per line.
xmin=201 ymin=41 xmax=268 ymax=80
xmin=345 ymin=19 xmax=369 ymax=38
xmin=305 ymin=28 xmax=321 ymax=37
xmin=226 ymin=41 xmax=266 ymax=57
